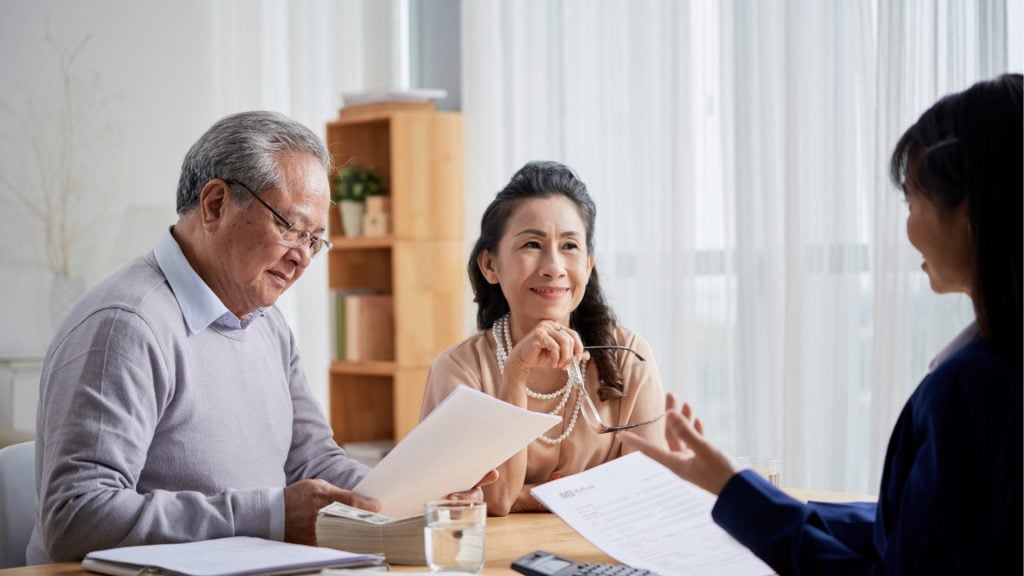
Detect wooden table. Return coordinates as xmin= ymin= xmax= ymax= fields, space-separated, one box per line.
xmin=0 ymin=488 xmax=873 ymax=576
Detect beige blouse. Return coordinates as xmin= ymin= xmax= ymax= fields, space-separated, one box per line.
xmin=419 ymin=325 xmax=666 ymax=515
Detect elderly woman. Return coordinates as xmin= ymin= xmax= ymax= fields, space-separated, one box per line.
xmin=624 ymin=74 xmax=1023 ymax=575
xmin=420 ymin=161 xmax=667 ymax=515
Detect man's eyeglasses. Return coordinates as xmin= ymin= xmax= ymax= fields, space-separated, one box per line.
xmin=570 ymin=346 xmax=665 ymax=434
xmin=223 ymin=179 xmax=333 ymax=257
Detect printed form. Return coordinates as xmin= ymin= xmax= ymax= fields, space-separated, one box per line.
xmin=532 ymin=452 xmax=773 ymax=576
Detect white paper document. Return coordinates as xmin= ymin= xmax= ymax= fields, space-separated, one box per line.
xmin=355 ymin=385 xmax=561 ymax=517
xmin=82 ymin=536 xmax=383 ymax=576
xmin=531 ymin=452 xmax=773 ymax=576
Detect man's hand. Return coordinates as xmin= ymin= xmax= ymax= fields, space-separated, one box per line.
xmin=283 ymin=479 xmax=380 ymax=545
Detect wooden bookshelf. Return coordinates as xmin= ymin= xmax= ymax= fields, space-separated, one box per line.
xmin=325 ymin=102 xmax=463 ymax=444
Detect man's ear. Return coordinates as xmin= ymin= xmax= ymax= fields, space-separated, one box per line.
xmin=477 ymin=250 xmax=500 ymax=284
xmin=198 ymin=180 xmax=231 ymax=231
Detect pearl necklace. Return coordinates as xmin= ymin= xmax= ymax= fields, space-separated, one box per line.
xmin=491 ymin=314 xmax=584 ymax=445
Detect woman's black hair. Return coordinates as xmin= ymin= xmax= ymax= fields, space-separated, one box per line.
xmin=890 ymin=73 xmax=1023 ymax=366
xmin=469 ymin=161 xmax=625 ymax=400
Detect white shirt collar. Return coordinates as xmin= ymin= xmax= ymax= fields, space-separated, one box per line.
xmin=928 ymin=320 xmax=979 ymax=373
xmin=153 ymin=227 xmax=262 ymax=334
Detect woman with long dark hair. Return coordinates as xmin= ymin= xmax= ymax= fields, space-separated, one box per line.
xmin=420 ymin=161 xmax=666 ymax=515
xmin=624 ymin=74 xmax=1023 ymax=574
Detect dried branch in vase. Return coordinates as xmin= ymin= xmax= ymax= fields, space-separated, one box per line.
xmin=0 ymin=28 xmax=115 ymax=279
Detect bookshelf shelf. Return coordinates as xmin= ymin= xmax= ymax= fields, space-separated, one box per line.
xmin=329 ymin=235 xmax=395 ymax=250
xmin=330 ymin=361 xmax=397 ymax=376
xmin=325 ymin=102 xmax=463 ymax=445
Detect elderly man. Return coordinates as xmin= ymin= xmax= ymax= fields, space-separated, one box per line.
xmin=27 ymin=111 xmax=489 ymax=563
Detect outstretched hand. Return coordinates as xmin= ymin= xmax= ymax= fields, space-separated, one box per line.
xmin=620 ymin=393 xmax=738 ymax=495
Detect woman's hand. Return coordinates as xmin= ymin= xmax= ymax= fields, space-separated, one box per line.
xmin=620 ymin=393 xmax=738 ymax=495
xmin=505 ymin=320 xmax=586 ymax=377
xmin=491 ymin=321 xmax=583 ymax=514
xmin=445 ymin=469 xmax=499 ymax=502
xmin=510 ymin=472 xmax=564 ymax=513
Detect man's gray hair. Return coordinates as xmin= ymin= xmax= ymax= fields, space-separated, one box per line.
xmin=176 ymin=111 xmax=333 ymax=214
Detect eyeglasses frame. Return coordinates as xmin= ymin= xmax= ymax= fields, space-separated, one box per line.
xmin=569 ymin=345 xmax=666 ymax=434
xmin=222 ymin=178 xmax=333 ymax=257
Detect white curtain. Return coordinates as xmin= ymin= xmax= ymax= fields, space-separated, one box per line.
xmin=462 ymin=0 xmax=1006 ymax=493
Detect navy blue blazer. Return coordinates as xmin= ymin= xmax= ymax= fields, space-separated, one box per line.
xmin=711 ymin=334 xmax=1022 ymax=575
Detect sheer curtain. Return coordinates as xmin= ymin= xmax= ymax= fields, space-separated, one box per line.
xmin=866 ymin=0 xmax=1007 ymax=488
xmin=461 ymin=0 xmax=1007 ymax=492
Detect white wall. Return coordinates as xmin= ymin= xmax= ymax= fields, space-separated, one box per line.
xmin=0 ymin=0 xmax=397 ymax=428
xmin=0 ymin=358 xmax=43 ymax=432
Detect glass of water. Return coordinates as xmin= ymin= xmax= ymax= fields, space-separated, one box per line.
xmin=423 ymin=500 xmax=486 ymax=573
xmin=735 ymin=456 xmax=782 ymax=487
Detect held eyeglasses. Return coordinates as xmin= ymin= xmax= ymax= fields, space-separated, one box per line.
xmin=224 ymin=179 xmax=333 ymax=257
xmin=569 ymin=345 xmax=666 ymax=434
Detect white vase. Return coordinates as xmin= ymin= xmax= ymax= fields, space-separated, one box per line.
xmin=339 ymin=200 xmax=365 ymax=237
xmin=49 ymin=275 xmax=85 ymax=329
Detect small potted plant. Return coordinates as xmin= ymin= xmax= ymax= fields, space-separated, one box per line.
xmin=332 ymin=164 xmax=384 ymax=236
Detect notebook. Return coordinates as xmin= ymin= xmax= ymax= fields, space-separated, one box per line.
xmin=81 ymin=536 xmax=385 ymax=576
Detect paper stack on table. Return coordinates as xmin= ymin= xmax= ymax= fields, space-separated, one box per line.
xmin=317 ymin=501 xmax=426 ymax=565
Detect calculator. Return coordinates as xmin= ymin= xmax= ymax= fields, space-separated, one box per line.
xmin=511 ymin=550 xmax=659 ymax=576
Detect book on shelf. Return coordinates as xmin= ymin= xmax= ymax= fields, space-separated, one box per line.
xmin=81 ymin=536 xmax=385 ymax=576
xmin=330 ymin=291 xmax=345 ymax=362
xmin=329 ymin=289 xmax=377 ymax=362
xmin=317 ymin=502 xmax=426 ymax=565
xmin=344 ymin=294 xmax=394 ymax=362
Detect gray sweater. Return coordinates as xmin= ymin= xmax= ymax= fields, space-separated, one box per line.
xmin=27 ymin=253 xmax=367 ymax=563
